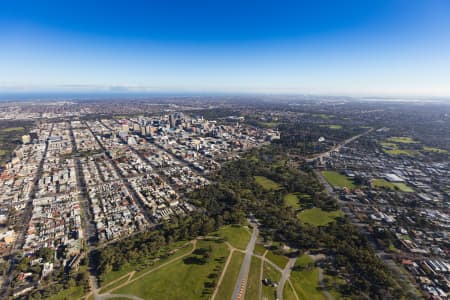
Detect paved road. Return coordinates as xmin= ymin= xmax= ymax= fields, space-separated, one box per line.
xmin=306 ymin=128 xmax=373 ymax=163
xmin=84 ymin=121 xmax=153 ymax=224
xmin=231 ymin=221 xmax=259 ymax=300
xmin=0 ymin=123 xmax=54 ymax=298
xmin=276 ymin=257 xmax=297 ymax=300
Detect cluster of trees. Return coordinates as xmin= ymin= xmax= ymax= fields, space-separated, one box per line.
xmin=94 ymin=146 xmax=403 ymax=298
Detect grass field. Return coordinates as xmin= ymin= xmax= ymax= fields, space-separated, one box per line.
xmin=283 ymin=193 xmax=300 ymax=210
xmin=384 ymin=149 xmax=418 ymax=156
xmin=100 ymin=241 xmax=193 ymax=285
xmin=321 ymin=171 xmax=355 ymax=189
xmin=1 ymin=126 xmax=25 ymax=132
xmin=262 ymin=261 xmax=281 ymax=300
xmin=114 ymin=239 xmax=229 ymax=299
xmin=254 ymin=243 xmax=267 ymax=256
xmin=214 ymin=225 xmax=251 ymax=250
xmin=254 ymin=176 xmax=283 ymax=190
xmin=320 ymin=124 xmax=342 ymax=129
xmin=265 ymin=250 xmax=289 ymax=269
xmin=46 ymin=286 xmax=84 ymax=300
xmin=372 ymin=179 xmax=414 ymax=192
xmin=297 ymin=208 xmax=343 ymax=227
xmin=423 ymin=146 xmax=449 ymax=153
xmin=290 ymin=255 xmax=326 ymax=300
xmin=284 ymin=282 xmax=298 ymax=300
xmin=215 ymin=251 xmax=245 ymax=300
xmin=296 ymin=253 xmax=313 ymax=267
xmin=386 ymin=136 xmax=419 ymax=144
xmin=246 ymin=256 xmax=262 ymax=300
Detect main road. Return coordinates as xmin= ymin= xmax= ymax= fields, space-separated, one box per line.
xmin=231 ymin=219 xmax=259 ymax=300
xmin=306 ymin=127 xmax=373 ymax=163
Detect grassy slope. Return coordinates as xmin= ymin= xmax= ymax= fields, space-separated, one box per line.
xmin=114 ymin=239 xmax=228 ymax=299
xmin=215 ymin=251 xmax=245 ymax=300
xmin=290 ymin=255 xmax=326 ymax=300
xmin=265 ymin=250 xmax=289 ymax=269
xmin=214 ymin=225 xmax=251 ymax=250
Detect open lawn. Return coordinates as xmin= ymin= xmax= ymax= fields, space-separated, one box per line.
xmin=246 ymin=256 xmax=262 ymax=300
xmin=296 ymin=254 xmax=313 ymax=268
xmin=384 ymin=149 xmax=418 ymax=156
xmin=423 ymin=146 xmax=449 ymax=154
xmin=262 ymin=261 xmax=281 ymax=300
xmin=46 ymin=286 xmax=84 ymax=300
xmin=254 ymin=176 xmax=283 ymax=190
xmin=291 ymin=255 xmax=326 ymax=300
xmin=1 ymin=126 xmax=25 ymax=132
xmin=320 ymin=124 xmax=342 ymax=129
xmin=100 ymin=241 xmax=193 ymax=285
xmin=265 ymin=250 xmax=289 ymax=269
xmin=381 ymin=142 xmax=399 ymax=149
xmin=297 ymin=208 xmax=343 ymax=227
xmin=213 ymin=225 xmax=251 ymax=250
xmin=113 ymin=239 xmax=229 ymax=299
xmin=254 ymin=243 xmax=267 ymax=256
xmin=387 ymin=136 xmax=419 ymax=144
xmin=283 ymin=193 xmax=300 ymax=210
xmin=215 ymin=251 xmax=245 ymax=300
xmin=372 ymin=179 xmax=414 ymax=192
xmin=284 ymin=282 xmax=298 ymax=300
xmin=321 ymin=171 xmax=355 ymax=189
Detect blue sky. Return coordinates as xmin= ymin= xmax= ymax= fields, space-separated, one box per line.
xmin=1 ymin=0 xmax=449 ymax=96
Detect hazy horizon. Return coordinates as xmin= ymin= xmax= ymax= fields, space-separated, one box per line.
xmin=1 ymin=1 xmax=450 ymax=96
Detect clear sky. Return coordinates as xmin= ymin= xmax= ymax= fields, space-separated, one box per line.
xmin=1 ymin=0 xmax=449 ymax=96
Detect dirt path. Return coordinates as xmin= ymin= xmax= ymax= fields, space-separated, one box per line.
xmin=258 ymin=251 xmax=267 ymax=300
xmin=211 ymin=242 xmax=235 ymax=300
xmin=102 ymin=240 xmax=197 ymax=295
xmin=276 ymin=257 xmax=297 ymax=300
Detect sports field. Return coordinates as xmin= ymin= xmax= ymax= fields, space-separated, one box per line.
xmin=386 ymin=136 xmax=419 ymax=143
xmin=372 ymin=179 xmax=414 ymax=192
xmin=321 ymin=171 xmax=355 ymax=189
xmin=297 ymin=208 xmax=343 ymax=227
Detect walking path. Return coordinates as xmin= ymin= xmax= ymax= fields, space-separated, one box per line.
xmin=86 ymin=240 xmax=196 ymax=299
xmin=211 ymin=244 xmax=236 ymax=300
xmin=276 ymin=257 xmax=297 ymax=300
